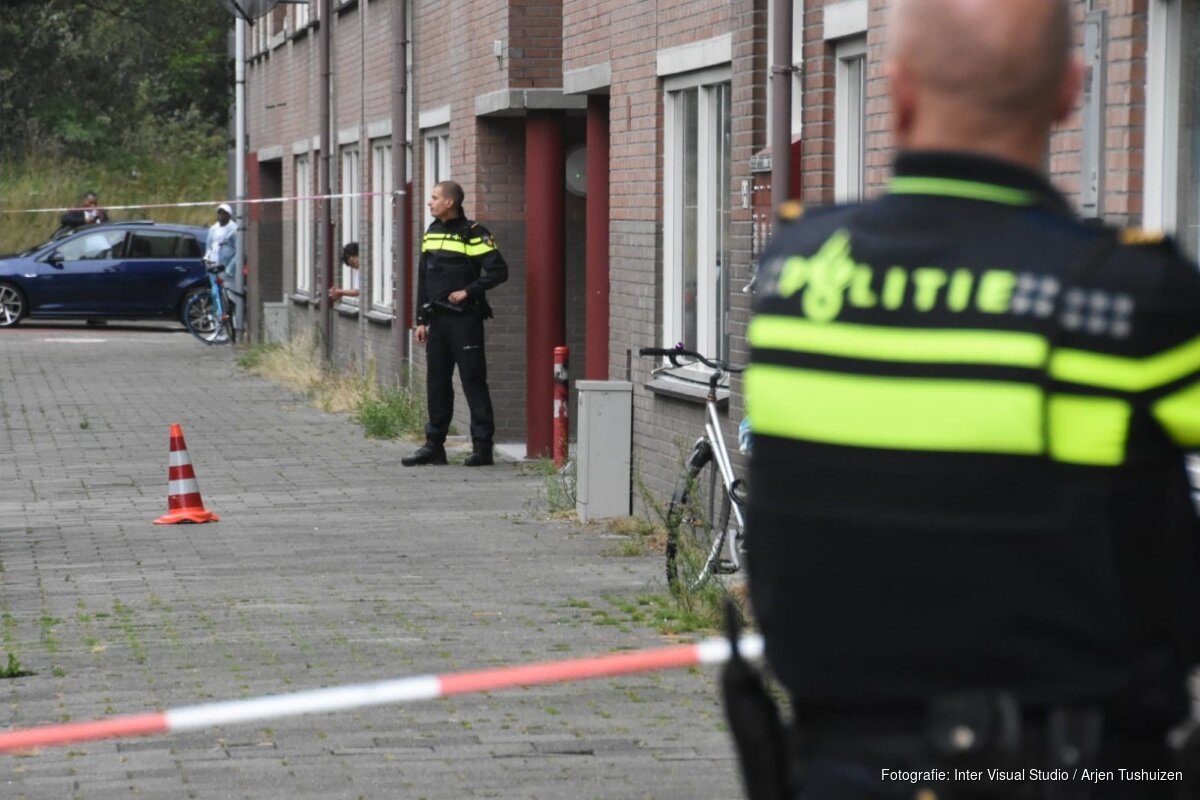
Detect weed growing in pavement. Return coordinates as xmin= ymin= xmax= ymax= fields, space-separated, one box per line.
xmin=526 ymin=458 xmax=576 ymax=517
xmin=238 ymin=334 xmax=426 ymax=438
xmin=0 ymin=653 xmax=30 ymax=679
xmin=79 ymin=417 xmax=89 ymax=430
xmin=355 ymin=376 xmax=425 ymax=439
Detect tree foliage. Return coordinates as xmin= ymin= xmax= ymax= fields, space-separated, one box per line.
xmin=0 ymin=0 xmax=232 ymax=159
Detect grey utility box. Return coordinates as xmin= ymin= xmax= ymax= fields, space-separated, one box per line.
xmin=576 ymin=380 xmax=633 ymax=521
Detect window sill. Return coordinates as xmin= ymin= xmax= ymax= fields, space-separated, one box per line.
xmin=365 ymin=310 xmax=395 ymax=326
xmin=290 ymin=292 xmax=316 ymax=306
xmin=647 ymin=376 xmax=729 ymax=408
xmin=334 ymin=303 xmax=359 ymax=318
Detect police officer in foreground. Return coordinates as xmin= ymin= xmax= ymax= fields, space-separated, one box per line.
xmin=742 ymin=0 xmax=1200 ymax=797
xmin=402 ymin=181 xmax=508 ymax=468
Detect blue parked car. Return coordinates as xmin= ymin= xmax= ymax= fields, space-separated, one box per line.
xmin=0 ymin=221 xmax=212 ymax=328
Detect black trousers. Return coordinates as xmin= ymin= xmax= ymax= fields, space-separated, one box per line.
xmin=424 ymin=312 xmax=495 ymax=445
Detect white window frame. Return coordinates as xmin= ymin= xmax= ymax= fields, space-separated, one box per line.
xmin=339 ymin=146 xmax=362 ymax=305
xmin=370 ymin=139 xmax=394 ymax=311
xmin=423 ymin=127 xmax=451 ymax=211
xmin=664 ymin=66 xmax=734 ymax=367
xmin=294 ymin=0 xmax=310 ymax=30
xmin=1145 ymin=0 xmax=1183 ymax=234
xmin=834 ymin=36 xmax=867 ymax=203
xmin=294 ymin=155 xmax=313 ymax=294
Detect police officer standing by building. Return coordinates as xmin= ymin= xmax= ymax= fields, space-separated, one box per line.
xmin=403 ymin=180 xmax=508 ymax=468
xmin=742 ymin=0 xmax=1200 ymax=797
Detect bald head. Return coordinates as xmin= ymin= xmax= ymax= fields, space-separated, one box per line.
xmin=886 ymin=0 xmax=1079 ymax=168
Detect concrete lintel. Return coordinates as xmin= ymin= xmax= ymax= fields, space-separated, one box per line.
xmin=563 ymin=62 xmax=612 ymax=96
xmin=366 ymin=119 xmax=392 ymax=140
xmin=257 ymin=145 xmax=284 ymax=163
xmin=656 ymin=33 xmax=732 ymax=77
xmin=824 ymin=0 xmax=868 ymax=40
xmin=419 ymin=104 xmax=451 ymax=129
xmin=474 ymin=88 xmax=588 ymax=118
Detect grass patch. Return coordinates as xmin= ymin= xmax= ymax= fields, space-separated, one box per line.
xmin=0 ymin=144 xmax=225 ymax=255
xmin=355 ymin=380 xmax=425 ymax=439
xmin=238 ymin=332 xmax=426 ymax=438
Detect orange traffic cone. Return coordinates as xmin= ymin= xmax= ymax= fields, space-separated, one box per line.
xmin=153 ymin=423 xmax=219 ymax=524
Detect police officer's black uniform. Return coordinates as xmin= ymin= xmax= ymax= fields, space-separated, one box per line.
xmin=408 ymin=214 xmax=508 ymax=464
xmin=745 ymin=151 xmax=1200 ymax=798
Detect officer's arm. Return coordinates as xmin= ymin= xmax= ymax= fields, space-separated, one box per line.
xmin=414 ymin=250 xmax=430 ymax=325
xmin=1147 ymin=249 xmax=1200 ymax=449
xmin=466 ymin=230 xmax=508 ymax=298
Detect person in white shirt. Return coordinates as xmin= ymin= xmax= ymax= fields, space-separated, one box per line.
xmin=204 ymin=203 xmax=237 ymax=277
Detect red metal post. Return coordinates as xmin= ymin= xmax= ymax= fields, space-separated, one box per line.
xmin=553 ymin=346 xmax=569 ymax=468
xmin=525 ymin=112 xmax=566 ymax=458
xmin=585 ymin=95 xmax=610 ymax=380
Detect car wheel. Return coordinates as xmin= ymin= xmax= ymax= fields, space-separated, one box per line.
xmin=0 ymin=282 xmax=25 ymax=328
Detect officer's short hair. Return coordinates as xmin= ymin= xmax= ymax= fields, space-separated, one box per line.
xmin=436 ymin=181 xmax=464 ymax=212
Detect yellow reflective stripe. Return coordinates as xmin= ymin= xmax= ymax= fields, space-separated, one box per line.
xmin=1047 ymin=395 xmax=1130 ymax=466
xmin=1153 ymin=380 xmax=1200 ymax=447
xmin=465 ymin=242 xmax=496 ymax=257
xmin=749 ymin=315 xmax=1047 ymax=367
xmin=422 ymin=239 xmax=468 ymax=254
xmin=1051 ymin=335 xmax=1200 ymax=391
xmin=745 ymin=365 xmax=1043 ymax=455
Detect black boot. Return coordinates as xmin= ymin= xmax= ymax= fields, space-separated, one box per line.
xmin=401 ymin=442 xmax=447 ymax=467
xmin=464 ymin=441 xmax=494 ymax=467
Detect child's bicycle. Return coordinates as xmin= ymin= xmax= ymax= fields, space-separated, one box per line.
xmin=639 ymin=344 xmax=748 ymax=593
xmin=184 ymin=261 xmax=239 ymax=345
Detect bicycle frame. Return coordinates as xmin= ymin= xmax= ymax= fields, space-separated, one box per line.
xmin=700 ymin=371 xmax=745 ymax=572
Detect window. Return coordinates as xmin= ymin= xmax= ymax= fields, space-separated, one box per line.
xmin=371 ymin=140 xmax=394 ymax=309
xmin=423 ymin=128 xmax=450 ymax=207
xmin=1146 ymin=0 xmax=1200 ymax=259
xmin=664 ymin=70 xmax=733 ymax=363
xmin=834 ymin=37 xmax=866 ymax=202
xmin=340 ymin=147 xmax=362 ymax=304
xmin=295 ymin=155 xmax=313 ymax=294
xmin=128 ymin=231 xmax=193 ymax=259
xmin=293 ymin=0 xmax=310 ymax=31
xmin=58 ymin=230 xmax=126 ymax=261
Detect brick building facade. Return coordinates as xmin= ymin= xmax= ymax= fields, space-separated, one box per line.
xmin=237 ymin=0 xmax=1192 ymax=513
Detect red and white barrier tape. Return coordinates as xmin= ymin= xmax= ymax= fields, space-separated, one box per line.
xmin=0 ymin=190 xmax=404 ymax=215
xmin=0 ymin=634 xmax=763 ymax=753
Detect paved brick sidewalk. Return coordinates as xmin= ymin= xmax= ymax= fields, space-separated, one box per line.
xmin=0 ymin=322 xmax=741 ymax=799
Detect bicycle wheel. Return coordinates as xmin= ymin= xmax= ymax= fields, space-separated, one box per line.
xmin=222 ymin=290 xmax=237 ymax=345
xmin=666 ymin=438 xmax=736 ymax=592
xmin=184 ymin=291 xmax=230 ymax=345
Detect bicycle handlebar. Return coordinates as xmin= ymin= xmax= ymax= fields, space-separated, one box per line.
xmin=638 ymin=345 xmax=743 ymax=374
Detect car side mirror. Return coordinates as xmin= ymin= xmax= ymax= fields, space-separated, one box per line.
xmin=47 ymin=251 xmax=63 ymax=265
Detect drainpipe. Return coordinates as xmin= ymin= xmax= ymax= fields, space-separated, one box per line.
xmin=319 ymin=0 xmax=334 ymax=362
xmin=585 ymin=95 xmax=610 ymax=380
xmin=525 ymin=112 xmax=565 ymax=458
xmin=393 ymin=0 xmax=409 ymax=364
xmin=771 ymin=0 xmax=793 ymax=211
xmin=234 ymin=17 xmax=247 ymax=335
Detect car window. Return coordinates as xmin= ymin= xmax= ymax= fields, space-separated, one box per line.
xmin=178 ymin=235 xmax=203 ymax=258
xmin=128 ymin=231 xmax=190 ymax=259
xmin=55 ymin=230 xmax=126 ymax=261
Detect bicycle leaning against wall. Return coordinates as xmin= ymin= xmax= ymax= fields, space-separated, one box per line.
xmin=184 ymin=260 xmax=240 ymax=345
xmin=640 ymin=344 xmax=748 ymax=593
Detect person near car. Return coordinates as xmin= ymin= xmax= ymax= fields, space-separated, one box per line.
xmin=204 ymin=203 xmax=237 ymax=278
xmin=329 ymin=242 xmax=361 ymax=302
xmin=741 ymin=0 xmax=1200 ymax=796
xmin=402 ymin=181 xmax=508 ymax=468
xmin=57 ymin=191 xmax=109 ymax=232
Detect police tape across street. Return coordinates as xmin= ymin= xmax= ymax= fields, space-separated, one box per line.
xmin=0 ymin=633 xmax=764 ymax=753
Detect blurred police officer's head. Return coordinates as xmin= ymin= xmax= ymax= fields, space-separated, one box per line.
xmin=885 ymin=0 xmax=1081 ymax=171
